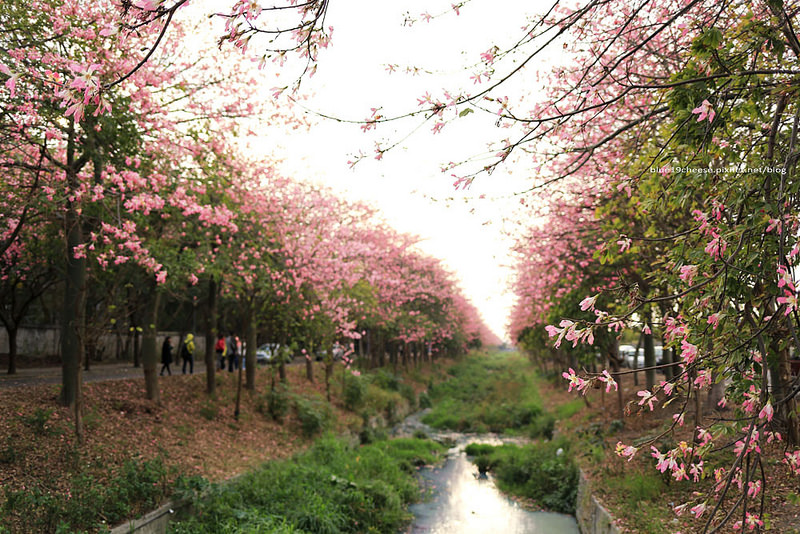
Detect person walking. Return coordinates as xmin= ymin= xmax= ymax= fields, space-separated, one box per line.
xmin=181 ymin=333 xmax=195 ymax=374
xmin=215 ymin=333 xmax=226 ymax=371
xmin=226 ymin=333 xmax=239 ymax=372
xmin=160 ymin=336 xmax=173 ymax=376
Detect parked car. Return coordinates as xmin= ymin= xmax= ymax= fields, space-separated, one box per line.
xmin=621 ymin=345 xmax=664 ymax=368
xmin=256 ymin=343 xmax=280 ymax=365
xmin=315 ymin=343 xmax=345 ymax=361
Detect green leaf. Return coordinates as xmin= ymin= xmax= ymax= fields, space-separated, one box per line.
xmin=458 ymin=108 xmax=474 ymax=117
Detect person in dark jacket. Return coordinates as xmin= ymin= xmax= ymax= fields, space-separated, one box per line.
xmin=226 ymin=334 xmax=239 ymax=372
xmin=160 ymin=336 xmax=173 ymax=376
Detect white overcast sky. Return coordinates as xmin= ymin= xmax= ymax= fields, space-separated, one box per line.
xmin=190 ymin=0 xmax=558 ymax=340
xmin=273 ymin=0 xmax=556 ymax=341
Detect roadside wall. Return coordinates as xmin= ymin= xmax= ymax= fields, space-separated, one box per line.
xmin=0 ymin=327 xmax=206 ymax=363
xmin=575 ymin=469 xmax=620 ymax=534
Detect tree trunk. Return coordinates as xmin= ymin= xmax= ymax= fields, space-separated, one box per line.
xmin=60 ymin=206 xmax=84 ymax=409
xmin=204 ymin=277 xmax=217 ymax=395
xmin=279 ymin=360 xmax=287 ymax=382
xmin=245 ymin=308 xmax=256 ymax=391
xmin=6 ymin=326 xmax=17 ymax=375
xmin=306 ymin=343 xmax=314 ymax=382
xmin=234 ymin=351 xmax=244 ymax=420
xmin=60 ymin=199 xmax=86 ymax=445
xmin=778 ymin=348 xmax=800 ymax=445
xmin=324 ymin=359 xmax=333 ymax=402
xmin=142 ymin=288 xmax=161 ymax=403
xmin=644 ymin=309 xmax=656 ymax=390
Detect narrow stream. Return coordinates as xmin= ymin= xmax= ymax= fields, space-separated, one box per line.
xmin=394 ymin=411 xmax=580 ymax=534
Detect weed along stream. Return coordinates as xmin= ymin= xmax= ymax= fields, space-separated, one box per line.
xmin=395 ymin=411 xmax=580 ymax=534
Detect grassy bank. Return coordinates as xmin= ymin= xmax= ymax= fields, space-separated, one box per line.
xmin=170 ymin=436 xmax=446 ymax=533
xmin=0 ymin=358 xmax=453 ymax=533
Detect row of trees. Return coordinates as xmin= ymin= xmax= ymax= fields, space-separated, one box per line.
xmin=62 ymin=0 xmax=799 ymax=530
xmin=0 ymin=0 xmax=495 ymax=444
xmin=501 ymin=0 xmax=800 ymax=531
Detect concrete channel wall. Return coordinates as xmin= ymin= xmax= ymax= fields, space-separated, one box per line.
xmin=575 ymin=469 xmax=621 ymax=534
xmin=109 ymin=500 xmax=188 ymax=534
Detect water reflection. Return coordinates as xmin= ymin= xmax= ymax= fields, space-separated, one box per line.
xmin=405 ymin=446 xmax=579 ymax=534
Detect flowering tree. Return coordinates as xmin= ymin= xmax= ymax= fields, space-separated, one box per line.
xmin=493 ymin=0 xmax=800 ymax=530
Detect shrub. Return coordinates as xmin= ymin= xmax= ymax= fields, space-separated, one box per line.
xmin=363 ymin=384 xmax=405 ymax=422
xmin=266 ymin=384 xmax=291 ymax=422
xmin=398 ymin=383 xmax=417 ymax=411
xmin=464 ymin=443 xmax=496 ymax=456
xmin=343 ymin=374 xmax=367 ymax=411
xmin=293 ymin=396 xmax=330 ymax=438
xmin=19 ymin=408 xmax=55 ymax=436
xmin=418 ymin=391 xmax=432 ymax=409
xmin=488 ymin=439 xmax=579 ymax=515
xmin=528 ymin=413 xmax=556 ymax=440
xmin=371 ymin=369 xmax=400 ymax=391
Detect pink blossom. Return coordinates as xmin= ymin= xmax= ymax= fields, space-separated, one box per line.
xmin=562 ymin=368 xmax=586 ymax=392
xmin=134 ymin=0 xmax=161 ymax=9
xmin=579 ymin=294 xmax=598 ymax=311
xmin=680 ymin=339 xmax=698 ymax=364
xmin=784 ymin=450 xmax=800 ymax=475
xmin=778 ymin=290 xmax=798 ymax=315
xmin=693 ymin=369 xmax=711 ymax=389
xmin=704 ymin=232 xmax=727 ymax=259
xmin=597 ymin=370 xmax=617 ymax=392
xmin=744 ymin=513 xmax=763 ymax=530
xmin=759 ymin=401 xmax=774 ymax=422
xmin=706 ymin=312 xmax=720 ymax=329
xmin=690 ymin=502 xmax=707 ymax=518
xmin=651 ymin=446 xmax=675 ymax=473
xmin=637 ymin=390 xmax=657 ymax=411
xmin=777 ymin=264 xmax=796 ymax=291
xmin=679 ymin=264 xmax=698 ymax=285
xmin=689 ymin=461 xmax=704 ymax=482
xmin=691 ymin=99 xmax=716 ymax=123
xmin=480 ymin=49 xmax=496 ymax=64
xmin=615 ymin=441 xmax=637 ymax=460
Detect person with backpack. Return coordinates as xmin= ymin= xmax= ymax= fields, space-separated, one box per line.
xmin=215 ymin=333 xmax=226 ymax=371
xmin=226 ymin=333 xmax=239 ymax=372
xmin=181 ymin=333 xmax=195 ymax=374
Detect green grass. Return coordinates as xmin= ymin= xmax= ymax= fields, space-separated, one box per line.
xmin=1 ymin=456 xmax=170 ymax=533
xmin=170 ymin=435 xmax=446 ymax=534
xmin=463 ymin=438 xmax=579 ymax=514
xmin=600 ymin=469 xmax=674 ymax=534
xmin=422 ymin=351 xmax=556 ymax=438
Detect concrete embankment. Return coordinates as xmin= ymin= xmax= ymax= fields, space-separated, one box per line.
xmin=575 ymin=469 xmax=621 ymax=534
